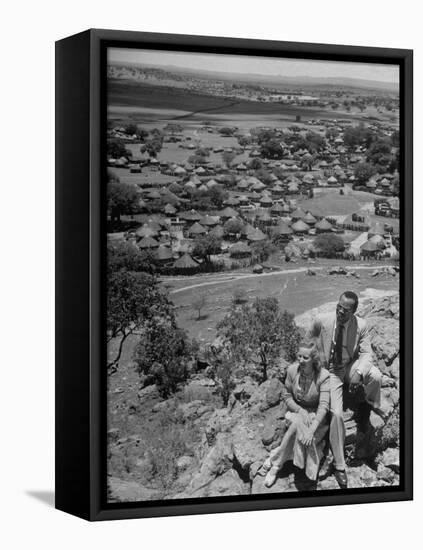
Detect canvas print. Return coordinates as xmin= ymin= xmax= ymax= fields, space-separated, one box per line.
xmin=106 ymin=47 xmax=400 ymax=503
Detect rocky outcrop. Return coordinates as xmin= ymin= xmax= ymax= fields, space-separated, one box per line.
xmin=176 ymin=291 xmax=400 ymax=497
xmin=108 ymin=291 xmax=400 ymax=501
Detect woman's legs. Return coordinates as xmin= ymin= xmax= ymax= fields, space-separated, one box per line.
xmin=265 ymin=421 xmax=298 ymax=487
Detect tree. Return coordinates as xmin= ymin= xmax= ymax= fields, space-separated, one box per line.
xmin=195 ymin=147 xmax=210 ymax=158
xmin=108 ymin=241 xmax=154 ymax=274
xmin=343 ymin=124 xmax=375 ymax=150
xmin=205 ymin=345 xmax=236 ymax=406
xmin=216 ymin=297 xmax=301 ymax=382
xmin=256 ymin=129 xmax=277 ymax=144
xmin=223 ymin=218 xmax=244 ymax=237
xmin=107 ymin=138 xmax=131 ymax=159
xmin=136 ymin=127 xmax=149 ymax=141
xmin=222 ymin=151 xmax=236 ymax=168
xmin=301 ymin=153 xmax=317 ymax=171
xmin=192 ymin=294 xmax=208 ymax=320
xmin=313 ymin=233 xmax=345 ymax=258
xmin=107 ymin=270 xmax=173 ymax=372
xmin=237 ymin=135 xmax=251 ymax=151
xmin=303 ymin=131 xmax=326 ymax=153
xmin=366 ymin=138 xmax=393 ymax=170
xmin=232 ymin=288 xmax=248 ymax=305
xmin=249 ymin=158 xmax=263 ymax=170
xmin=219 ymin=127 xmax=235 ymax=137
xmin=251 ymin=240 xmax=277 ymax=264
xmin=208 ymin=185 xmax=228 ymax=209
xmin=107 ymin=180 xmax=140 ymax=222
xmin=164 ymin=123 xmax=183 ymax=135
xmin=260 ymin=138 xmax=284 ymax=159
xmin=254 ymin=167 xmax=273 ymax=185
xmin=192 ymin=234 xmax=222 ymax=262
xmin=354 ymin=162 xmax=376 ymax=185
xmin=141 ymin=136 xmax=163 ymax=158
xmin=124 ymin=123 xmax=138 ymax=136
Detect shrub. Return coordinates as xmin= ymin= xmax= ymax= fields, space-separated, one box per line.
xmin=232 ymin=288 xmax=248 ymax=305
xmin=314 ymin=233 xmax=345 ymax=258
xmin=205 ymin=345 xmax=237 ymax=406
xmin=142 ymin=403 xmax=201 ymax=491
xmin=216 ymin=297 xmax=301 ymax=383
xmin=133 ymin=322 xmax=193 ymax=397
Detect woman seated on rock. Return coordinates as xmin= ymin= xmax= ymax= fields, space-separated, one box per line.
xmin=263 ymin=339 xmax=330 ymax=487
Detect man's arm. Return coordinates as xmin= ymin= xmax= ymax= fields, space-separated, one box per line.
xmin=353 ymin=319 xmax=373 ymax=378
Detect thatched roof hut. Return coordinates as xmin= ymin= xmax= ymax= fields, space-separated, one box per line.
xmin=199 ymin=215 xmax=219 ymax=227
xmin=224 ymin=196 xmax=240 ymax=206
xmin=173 ymin=253 xmax=199 ymax=269
xmin=247 ymin=227 xmax=267 ymax=242
xmin=138 ymin=236 xmax=159 ymax=249
xmin=155 ymin=245 xmax=173 ymax=262
xmin=219 ymin=206 xmax=238 ymax=219
xmin=360 ymin=240 xmax=379 ymax=256
xmin=291 ymin=207 xmax=307 ymax=221
xmin=229 ymin=241 xmax=252 ymax=258
xmin=291 ymin=220 xmax=310 ymax=234
xmin=180 ymin=209 xmax=201 ymax=222
xmin=164 ymin=203 xmax=177 ymax=215
xmin=260 ymin=195 xmax=273 ymax=207
xmin=271 ymin=203 xmax=285 ymax=215
xmin=188 ymin=222 xmax=207 ymax=236
xmin=315 ymin=219 xmax=333 ymax=233
xmin=273 ymin=222 xmax=293 ymax=236
xmin=303 ymin=212 xmax=317 ymax=225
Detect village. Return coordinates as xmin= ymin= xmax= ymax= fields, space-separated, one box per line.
xmin=107 ymin=115 xmax=400 ymax=277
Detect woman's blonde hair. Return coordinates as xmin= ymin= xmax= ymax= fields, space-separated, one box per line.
xmin=297 ymin=338 xmax=322 ymax=375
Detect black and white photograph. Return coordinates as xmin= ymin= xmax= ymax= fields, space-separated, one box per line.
xmin=106 ymin=46 xmax=403 ymax=503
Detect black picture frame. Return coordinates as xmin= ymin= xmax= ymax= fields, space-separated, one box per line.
xmin=55 ymin=28 xmax=413 ymax=521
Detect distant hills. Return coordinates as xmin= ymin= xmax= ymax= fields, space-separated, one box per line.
xmin=109 ymin=61 xmax=399 ymax=93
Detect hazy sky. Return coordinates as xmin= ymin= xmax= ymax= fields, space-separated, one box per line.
xmin=109 ymin=47 xmax=399 ymax=84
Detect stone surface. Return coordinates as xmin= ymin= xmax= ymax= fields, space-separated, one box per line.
xmin=265 ymin=378 xmax=284 ymax=408
xmin=176 ymin=455 xmax=194 ymax=474
xmin=368 ymin=317 xmax=399 ymax=365
xmin=379 ymin=447 xmax=400 ymax=473
xmin=380 ymin=387 xmax=399 ymax=416
xmin=377 ymin=465 xmax=396 ymax=482
xmin=108 ymin=477 xmax=162 ymax=502
xmin=232 ymin=424 xmax=267 ymax=471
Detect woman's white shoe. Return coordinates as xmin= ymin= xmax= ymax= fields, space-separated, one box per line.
xmin=264 ymin=467 xmax=279 ymax=488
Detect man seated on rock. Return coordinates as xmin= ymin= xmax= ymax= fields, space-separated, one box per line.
xmin=308 ymin=290 xmax=384 ymax=489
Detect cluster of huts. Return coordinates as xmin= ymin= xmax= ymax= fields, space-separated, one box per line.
xmin=108 ymin=120 xmax=400 ymax=269
xmin=108 ymin=118 xmax=399 ymax=197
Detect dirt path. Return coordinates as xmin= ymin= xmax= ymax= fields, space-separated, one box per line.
xmin=168 ymin=264 xmax=396 ymax=295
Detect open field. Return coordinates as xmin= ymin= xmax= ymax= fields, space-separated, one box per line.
xmin=162 ymin=263 xmax=399 ymax=344
xmin=108 ymin=80 xmax=374 ymax=127
xmin=107 ymin=262 xmax=399 ymax=377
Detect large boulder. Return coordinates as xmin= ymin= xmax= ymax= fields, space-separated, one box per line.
xmin=368 ymin=317 xmax=399 ymax=366
xmin=232 ymin=424 xmax=268 ymax=472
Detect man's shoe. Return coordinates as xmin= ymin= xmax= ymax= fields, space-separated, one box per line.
xmin=372 ymin=407 xmax=389 ymax=422
xmin=333 ymin=468 xmax=348 ymax=489
xmin=264 ymin=467 xmax=279 ymax=488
